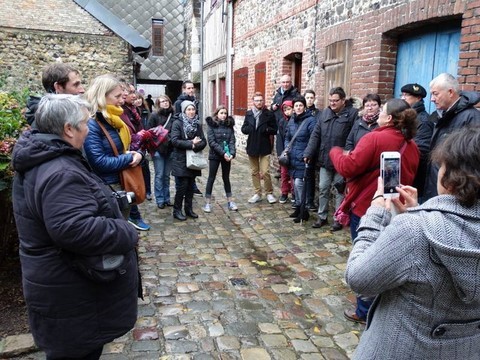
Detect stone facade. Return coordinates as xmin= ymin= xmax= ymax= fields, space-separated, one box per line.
xmin=0 ymin=0 xmax=132 ymax=94
xmin=231 ymin=0 xmax=480 ymax=107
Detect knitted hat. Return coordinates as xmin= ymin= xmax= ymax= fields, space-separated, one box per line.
xmin=292 ymin=96 xmax=307 ymax=108
xmin=400 ymin=83 xmax=427 ymax=98
xmin=181 ymin=100 xmax=196 ymax=113
xmin=282 ymin=100 xmax=293 ymax=109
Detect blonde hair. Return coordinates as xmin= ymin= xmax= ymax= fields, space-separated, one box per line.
xmin=84 ymin=74 xmax=122 ymax=119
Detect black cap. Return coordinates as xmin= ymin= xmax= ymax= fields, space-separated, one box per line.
xmin=401 ymin=83 xmax=427 ymax=98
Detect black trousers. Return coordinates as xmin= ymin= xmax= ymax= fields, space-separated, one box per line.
xmin=174 ymin=176 xmax=195 ymax=211
xmin=46 ymin=346 xmax=103 ymax=360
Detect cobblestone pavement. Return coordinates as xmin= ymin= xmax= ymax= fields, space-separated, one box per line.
xmin=4 ymin=154 xmax=363 ymax=360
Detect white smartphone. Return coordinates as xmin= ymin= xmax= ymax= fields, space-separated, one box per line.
xmin=380 ymin=151 xmax=401 ymax=198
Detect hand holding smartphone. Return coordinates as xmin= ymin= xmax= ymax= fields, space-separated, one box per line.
xmin=381 ymin=151 xmax=401 ymax=198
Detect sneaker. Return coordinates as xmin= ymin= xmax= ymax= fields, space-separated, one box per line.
xmin=248 ymin=194 xmax=262 ymax=203
xmin=202 ymin=203 xmax=212 ymax=213
xmin=128 ymin=218 xmax=150 ymax=231
xmin=344 ymin=308 xmax=366 ymax=325
xmin=228 ymin=201 xmax=238 ymax=211
xmin=266 ymin=194 xmax=277 ymax=204
xmin=279 ymin=194 xmax=288 ymax=204
xmin=290 ymin=197 xmax=296 ymax=204
xmin=146 ymin=193 xmax=152 ymax=201
xmin=193 ymin=188 xmax=203 ymax=197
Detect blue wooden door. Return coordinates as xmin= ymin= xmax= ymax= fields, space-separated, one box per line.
xmin=394 ymin=26 xmax=461 ymax=113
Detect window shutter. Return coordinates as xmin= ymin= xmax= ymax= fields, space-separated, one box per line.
xmin=234 ymin=67 xmax=248 ymax=115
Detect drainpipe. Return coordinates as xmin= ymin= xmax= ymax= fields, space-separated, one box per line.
xmin=200 ymin=0 xmax=205 ymax=119
xmin=226 ymin=0 xmax=233 ymax=113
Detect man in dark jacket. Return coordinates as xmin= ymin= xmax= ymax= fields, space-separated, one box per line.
xmin=25 ymin=62 xmax=85 ymax=125
xmin=12 ymin=94 xmax=139 ymax=360
xmin=271 ymin=74 xmax=299 ymax=120
xmin=423 ymin=73 xmax=480 ymax=201
xmin=242 ymin=92 xmax=278 ymax=204
xmin=303 ymin=87 xmax=357 ymax=230
xmin=400 ymin=83 xmax=434 ymax=201
xmin=174 ymin=80 xmax=199 ymax=114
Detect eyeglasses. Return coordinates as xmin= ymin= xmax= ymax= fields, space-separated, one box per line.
xmin=159 ymin=100 xmax=169 ymax=103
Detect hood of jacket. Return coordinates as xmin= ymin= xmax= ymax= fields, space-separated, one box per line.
xmin=25 ymin=95 xmax=41 ymax=125
xmin=176 ymin=93 xmax=195 ymax=103
xmin=206 ymin=116 xmax=235 ymax=128
xmin=448 ymin=91 xmax=480 ymax=116
xmin=412 ymin=195 xmax=480 ymax=303
xmin=12 ymin=130 xmax=84 ymax=174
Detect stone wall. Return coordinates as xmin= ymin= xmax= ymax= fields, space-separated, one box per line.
xmin=0 ymin=28 xmax=132 ymax=94
xmin=232 ymin=0 xmax=480 ymax=106
xmin=0 ymin=0 xmax=132 ymax=94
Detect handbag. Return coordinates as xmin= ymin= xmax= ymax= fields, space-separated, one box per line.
xmin=96 ymin=119 xmax=146 ymax=204
xmin=279 ymin=118 xmax=308 ymax=167
xmin=186 ymin=149 xmax=208 ymax=170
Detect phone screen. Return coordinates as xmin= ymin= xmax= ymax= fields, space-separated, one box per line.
xmin=383 ymin=158 xmax=400 ymax=195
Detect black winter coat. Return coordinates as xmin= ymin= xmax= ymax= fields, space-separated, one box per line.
xmin=424 ymin=91 xmax=480 ymax=200
xmin=241 ymin=108 xmax=277 ymax=156
xmin=171 ymin=115 xmax=207 ymax=177
xmin=11 ymin=131 xmax=138 ymax=358
xmin=271 ymin=86 xmax=299 ymax=122
xmin=206 ymin=116 xmax=236 ymax=161
xmin=345 ymin=117 xmax=379 ymax=151
xmin=304 ymin=104 xmax=357 ymax=170
xmin=173 ymin=94 xmax=199 ymax=114
xmin=285 ymin=112 xmax=317 ymax=179
xmin=148 ymin=108 xmax=175 ymax=155
xmin=411 ymin=100 xmax=434 ymax=197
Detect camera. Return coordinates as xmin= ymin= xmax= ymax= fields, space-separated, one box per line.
xmin=113 ymin=190 xmax=135 ymax=211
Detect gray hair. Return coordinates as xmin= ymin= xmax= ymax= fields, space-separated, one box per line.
xmin=35 ymin=94 xmax=91 ymax=135
xmin=429 ymin=73 xmax=459 ymax=93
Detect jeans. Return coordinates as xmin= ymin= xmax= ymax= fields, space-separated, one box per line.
xmin=317 ymin=167 xmax=344 ymax=220
xmin=205 ymin=159 xmax=232 ymax=199
xmin=152 ymin=151 xmax=172 ymax=205
xmin=350 ymin=211 xmax=374 ymax=319
xmin=293 ymin=177 xmax=305 ymax=207
xmin=248 ymin=155 xmax=273 ymax=195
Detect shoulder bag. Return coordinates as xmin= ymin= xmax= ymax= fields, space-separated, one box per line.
xmin=278 ymin=118 xmax=308 ymax=167
xmin=96 ymin=119 xmax=146 ymax=204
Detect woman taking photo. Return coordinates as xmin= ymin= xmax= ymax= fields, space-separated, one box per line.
xmin=345 ymin=126 xmax=480 ymax=359
xmin=148 ymin=95 xmax=175 ymax=209
xmin=83 ymin=74 xmax=150 ymax=230
xmin=170 ymin=100 xmax=207 ymax=221
xmin=330 ymin=98 xmax=420 ymax=323
xmin=285 ymin=96 xmax=317 ymax=223
xmin=203 ymin=105 xmax=237 ymax=213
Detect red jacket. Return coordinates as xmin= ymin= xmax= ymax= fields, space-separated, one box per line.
xmin=330 ymin=126 xmax=419 ymax=217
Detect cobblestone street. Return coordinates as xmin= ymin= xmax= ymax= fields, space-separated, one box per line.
xmin=5 ymin=153 xmax=362 ymax=360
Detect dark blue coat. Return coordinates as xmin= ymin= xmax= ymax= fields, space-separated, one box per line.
xmin=83 ymin=114 xmax=134 ymax=185
xmin=285 ymin=112 xmax=317 ymax=178
xmin=206 ymin=116 xmax=236 ymax=161
xmin=11 ymin=131 xmax=138 ymax=358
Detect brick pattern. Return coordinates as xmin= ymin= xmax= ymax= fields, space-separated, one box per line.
xmin=232 ymin=0 xmax=478 ymax=109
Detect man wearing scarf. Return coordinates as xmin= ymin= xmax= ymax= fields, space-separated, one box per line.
xmin=241 ymin=92 xmax=278 ymax=204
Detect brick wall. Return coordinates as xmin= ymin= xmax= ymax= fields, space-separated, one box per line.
xmin=232 ymin=0 xmax=479 ymax=107
xmin=0 ymin=0 xmax=131 ymax=93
